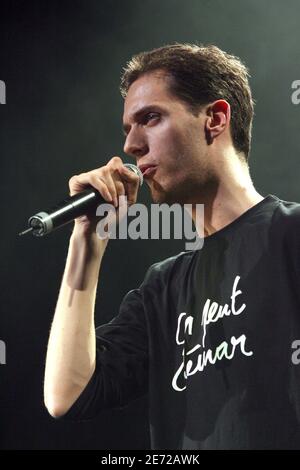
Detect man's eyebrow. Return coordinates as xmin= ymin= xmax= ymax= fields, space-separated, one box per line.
xmin=122 ymin=105 xmax=164 ymax=136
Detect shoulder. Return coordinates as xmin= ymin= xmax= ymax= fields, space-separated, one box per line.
xmin=142 ymin=250 xmax=195 ymax=288
xmin=270 ymin=196 xmax=300 ymax=275
xmin=271 ymin=196 xmax=300 ymax=236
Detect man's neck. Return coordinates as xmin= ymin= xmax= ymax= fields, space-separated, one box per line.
xmin=190 ymin=156 xmax=264 ymax=237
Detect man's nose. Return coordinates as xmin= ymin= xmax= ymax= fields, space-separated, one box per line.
xmin=123 ymin=127 xmax=148 ymax=158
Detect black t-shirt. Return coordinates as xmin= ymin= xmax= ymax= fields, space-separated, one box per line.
xmin=62 ymin=194 xmax=300 ymax=449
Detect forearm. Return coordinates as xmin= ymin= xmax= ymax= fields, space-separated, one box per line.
xmin=44 ymin=227 xmax=108 ymax=417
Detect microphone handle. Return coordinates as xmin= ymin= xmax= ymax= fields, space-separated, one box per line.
xmin=28 ymin=188 xmax=103 ymax=236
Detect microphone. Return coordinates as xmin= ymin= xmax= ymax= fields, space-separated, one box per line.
xmin=18 ymin=163 xmax=143 ymax=237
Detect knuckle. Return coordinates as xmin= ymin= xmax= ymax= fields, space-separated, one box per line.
xmin=69 ymin=174 xmax=78 ymax=183
xmin=111 ymin=156 xmax=122 ymax=164
xmin=90 ymin=173 xmax=100 ymax=184
xmin=107 ymin=157 xmax=123 ymax=170
xmin=101 ymin=166 xmax=109 ymax=175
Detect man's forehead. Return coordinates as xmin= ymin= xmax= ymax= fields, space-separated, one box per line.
xmin=123 ymin=72 xmax=173 ymax=119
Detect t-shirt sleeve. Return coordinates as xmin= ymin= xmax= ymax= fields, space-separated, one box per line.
xmin=278 ymin=201 xmax=300 ymax=277
xmin=271 ymin=199 xmax=300 ymax=302
xmin=59 ymin=284 xmax=149 ymax=422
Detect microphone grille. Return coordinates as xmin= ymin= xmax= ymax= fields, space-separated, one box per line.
xmin=123 ymin=163 xmax=143 ymax=186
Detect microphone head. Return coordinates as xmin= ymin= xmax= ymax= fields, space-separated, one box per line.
xmin=123 ymin=163 xmax=144 ymax=187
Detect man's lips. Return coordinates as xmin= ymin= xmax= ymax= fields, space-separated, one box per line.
xmin=139 ymin=164 xmax=158 ymax=178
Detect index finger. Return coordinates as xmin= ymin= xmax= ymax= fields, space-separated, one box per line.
xmin=118 ymin=166 xmax=140 ymax=205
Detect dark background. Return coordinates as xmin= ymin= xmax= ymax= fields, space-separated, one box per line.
xmin=0 ymin=0 xmax=299 ymax=449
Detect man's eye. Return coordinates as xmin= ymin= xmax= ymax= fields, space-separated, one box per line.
xmin=144 ymin=113 xmax=159 ymax=123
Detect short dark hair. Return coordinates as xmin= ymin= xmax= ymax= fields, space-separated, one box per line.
xmin=120 ymin=43 xmax=254 ymax=161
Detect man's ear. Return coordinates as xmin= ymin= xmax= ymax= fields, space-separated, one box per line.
xmin=205 ymin=100 xmax=231 ymax=143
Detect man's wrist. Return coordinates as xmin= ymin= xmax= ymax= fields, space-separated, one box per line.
xmin=71 ymin=224 xmax=109 ymax=255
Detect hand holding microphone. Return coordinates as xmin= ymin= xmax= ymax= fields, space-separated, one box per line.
xmin=19 ymin=157 xmax=143 ymax=237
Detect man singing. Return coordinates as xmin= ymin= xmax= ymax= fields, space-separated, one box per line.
xmin=44 ymin=43 xmax=300 ymax=449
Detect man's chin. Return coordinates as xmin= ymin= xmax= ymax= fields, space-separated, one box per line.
xmin=148 ymin=179 xmax=186 ymax=205
xmin=150 ymin=189 xmax=182 ymax=205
